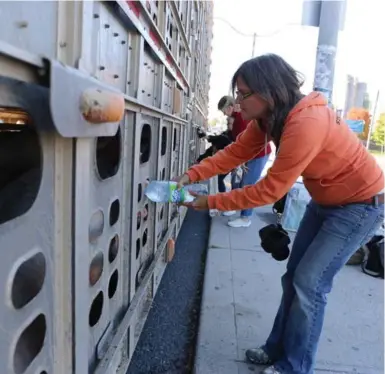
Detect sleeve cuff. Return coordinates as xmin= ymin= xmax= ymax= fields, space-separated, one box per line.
xmin=207 ymin=194 xmax=217 ymax=210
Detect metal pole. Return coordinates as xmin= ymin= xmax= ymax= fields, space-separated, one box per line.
xmin=313 ymin=1 xmax=345 ymax=105
xmin=252 ymin=33 xmax=256 ymax=57
xmin=366 ymin=90 xmax=380 ymax=150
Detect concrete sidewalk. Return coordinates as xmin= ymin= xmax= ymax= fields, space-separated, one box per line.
xmin=194 ymin=205 xmax=384 ymax=374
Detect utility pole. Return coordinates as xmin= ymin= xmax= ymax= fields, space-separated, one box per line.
xmin=302 ymin=1 xmax=347 ymax=105
xmin=366 ymin=90 xmax=380 ymax=150
xmin=252 ymin=33 xmax=257 ymax=58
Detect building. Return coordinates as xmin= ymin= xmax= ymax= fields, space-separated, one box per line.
xmin=343 ymin=75 xmax=369 ymax=117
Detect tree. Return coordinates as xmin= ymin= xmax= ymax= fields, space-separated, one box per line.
xmin=371 ymin=113 xmax=385 ymax=146
xmin=347 ymin=107 xmax=371 ymax=141
xmin=208 ymin=116 xmax=227 ymax=132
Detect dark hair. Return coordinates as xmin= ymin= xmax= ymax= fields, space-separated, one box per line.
xmin=217 ymin=95 xmax=235 ymax=110
xmin=231 ymin=53 xmax=305 ymax=145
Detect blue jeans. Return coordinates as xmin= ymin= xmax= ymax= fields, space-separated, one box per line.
xmin=263 ymin=200 xmax=384 ymax=374
xmin=232 ymin=155 xmax=269 ymax=217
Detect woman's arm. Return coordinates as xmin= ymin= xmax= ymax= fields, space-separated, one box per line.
xmin=206 ymin=115 xmax=327 ymax=211
xmin=186 ymin=121 xmax=267 ymax=182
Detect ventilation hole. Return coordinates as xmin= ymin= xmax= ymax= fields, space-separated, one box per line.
xmin=96 ymin=127 xmax=121 ymax=180
xmin=13 ymin=314 xmax=46 ymax=374
xmin=140 ymin=124 xmax=151 ymax=164
xmin=144 ymin=204 xmax=149 ymax=222
xmin=162 ymin=168 xmax=166 ymax=180
xmin=135 ymin=271 xmax=140 ymax=290
xmin=160 ymin=207 xmax=164 ymax=221
xmin=173 ymin=128 xmax=177 ymax=150
xmin=109 ymin=199 xmax=120 ymax=226
xmin=89 ymin=291 xmax=104 ymax=327
xmin=161 ymin=127 xmax=167 ymax=156
xmin=108 ymin=270 xmax=119 ymax=299
xmin=11 ymin=252 xmax=46 ymax=309
xmin=89 ymin=252 xmax=104 ymax=286
xmin=142 ymin=229 xmax=148 ymax=246
xmin=137 ymin=211 xmax=141 ymax=230
xmin=89 ymin=210 xmax=104 ymax=243
xmin=136 ymin=238 xmax=141 ymax=258
xmin=0 ymin=111 xmax=42 ymax=225
xmin=108 ymin=235 xmax=119 ymax=263
xmin=138 ymin=183 xmax=142 ymax=202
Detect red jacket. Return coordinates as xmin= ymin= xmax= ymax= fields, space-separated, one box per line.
xmin=231 ymin=112 xmax=271 ymax=158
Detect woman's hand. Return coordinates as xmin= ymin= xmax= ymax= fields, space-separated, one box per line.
xmin=172 ymin=173 xmax=190 ymax=189
xmin=183 ymin=192 xmax=209 ymax=211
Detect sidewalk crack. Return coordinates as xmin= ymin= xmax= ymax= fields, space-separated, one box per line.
xmin=229 ymin=245 xmax=240 ymax=373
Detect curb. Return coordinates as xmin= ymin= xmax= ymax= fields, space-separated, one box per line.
xmin=194 ymin=176 xmax=217 ymax=374
xmin=193 ymin=177 xmax=239 ymax=374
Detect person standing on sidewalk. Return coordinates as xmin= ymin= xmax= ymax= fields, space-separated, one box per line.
xmin=218 ymin=95 xmax=272 ymax=227
xmin=174 ymin=54 xmax=384 ymax=374
xmin=196 ymin=131 xmax=232 ymax=193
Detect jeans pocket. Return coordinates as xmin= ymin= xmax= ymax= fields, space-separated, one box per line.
xmin=338 ymin=203 xmax=370 ymax=219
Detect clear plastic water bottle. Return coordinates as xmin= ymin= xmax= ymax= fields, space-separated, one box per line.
xmin=144 ymin=181 xmax=208 ymax=204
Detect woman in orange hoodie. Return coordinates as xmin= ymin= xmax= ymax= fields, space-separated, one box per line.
xmin=176 ymin=54 xmax=384 ymax=374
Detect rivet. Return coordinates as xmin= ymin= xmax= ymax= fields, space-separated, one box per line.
xmin=127 ymin=81 xmax=131 ymax=85
xmin=17 ymin=21 xmax=28 ymax=28
xmin=93 ymin=14 xmax=99 ymax=19
xmin=114 ymin=32 xmax=119 ymax=37
xmin=99 ymin=66 xmax=105 ymax=71
xmin=121 ymin=40 xmax=126 ymax=45
xmin=114 ymin=74 xmax=119 ymax=79
xmin=104 ymin=24 xmax=110 ymax=28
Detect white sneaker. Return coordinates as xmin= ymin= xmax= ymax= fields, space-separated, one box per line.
xmin=222 ymin=210 xmax=236 ymax=217
xmin=228 ymin=218 xmax=251 ymax=228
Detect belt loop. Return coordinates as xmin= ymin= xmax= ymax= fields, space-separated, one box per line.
xmin=374 ymin=195 xmax=378 ymax=208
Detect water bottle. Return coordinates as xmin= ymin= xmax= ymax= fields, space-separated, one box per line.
xmin=144 ymin=181 xmax=208 ymax=204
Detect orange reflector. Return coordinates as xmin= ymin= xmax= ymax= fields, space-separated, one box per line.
xmin=80 ymin=88 xmax=124 ymax=124
xmin=166 ymin=238 xmax=175 ymax=262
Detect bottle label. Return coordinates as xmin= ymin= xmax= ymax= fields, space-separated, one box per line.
xmin=169 ymin=184 xmax=185 ymax=203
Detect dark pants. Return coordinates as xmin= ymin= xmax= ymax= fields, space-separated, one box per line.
xmin=217 ymin=174 xmax=227 ymax=193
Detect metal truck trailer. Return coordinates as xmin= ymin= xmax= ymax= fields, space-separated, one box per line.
xmin=0 ymin=1 xmax=213 ymax=373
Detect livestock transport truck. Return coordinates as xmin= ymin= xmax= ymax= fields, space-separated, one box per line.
xmin=0 ymin=1 xmax=213 ymax=373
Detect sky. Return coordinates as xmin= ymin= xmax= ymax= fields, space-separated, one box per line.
xmin=208 ymin=0 xmax=385 ymax=120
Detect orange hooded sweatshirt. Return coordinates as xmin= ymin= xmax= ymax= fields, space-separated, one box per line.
xmin=187 ymin=92 xmax=384 ymax=211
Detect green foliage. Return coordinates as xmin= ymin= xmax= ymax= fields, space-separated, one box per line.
xmin=371 ymin=113 xmax=385 ymax=146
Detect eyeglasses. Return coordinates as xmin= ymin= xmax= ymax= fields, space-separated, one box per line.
xmin=235 ymin=90 xmax=253 ymax=101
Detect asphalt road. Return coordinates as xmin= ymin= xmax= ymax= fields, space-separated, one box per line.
xmin=127 ymin=209 xmax=210 ymax=374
